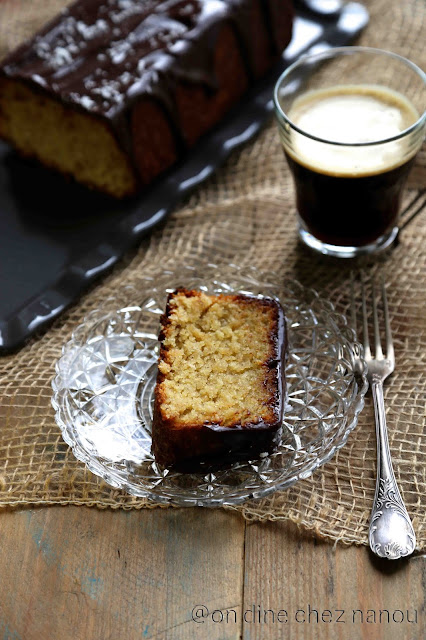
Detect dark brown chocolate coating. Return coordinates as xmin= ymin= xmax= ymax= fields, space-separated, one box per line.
xmin=1 ymin=0 xmax=293 ymax=156
xmin=152 ymin=291 xmax=287 ymax=472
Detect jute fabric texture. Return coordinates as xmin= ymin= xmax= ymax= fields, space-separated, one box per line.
xmin=0 ymin=0 xmax=425 ymax=549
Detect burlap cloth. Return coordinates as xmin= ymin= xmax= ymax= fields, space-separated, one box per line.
xmin=0 ymin=0 xmax=425 ymax=549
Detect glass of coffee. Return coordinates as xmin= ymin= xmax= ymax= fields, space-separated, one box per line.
xmin=274 ymin=47 xmax=425 ymax=257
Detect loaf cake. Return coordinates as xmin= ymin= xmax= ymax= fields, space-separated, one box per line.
xmin=151 ymin=288 xmax=287 ymax=471
xmin=0 ymin=0 xmax=294 ymax=198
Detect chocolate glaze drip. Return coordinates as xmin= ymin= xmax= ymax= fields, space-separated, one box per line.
xmin=2 ymin=1 xmax=283 ymax=115
xmin=152 ymin=290 xmax=287 ymax=472
xmin=1 ymin=0 xmax=292 ymax=178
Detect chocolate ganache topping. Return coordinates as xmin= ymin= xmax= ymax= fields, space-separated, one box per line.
xmin=1 ymin=0 xmax=282 ymax=131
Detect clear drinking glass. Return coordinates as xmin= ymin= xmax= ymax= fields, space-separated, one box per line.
xmin=274 ymin=47 xmax=426 ymax=257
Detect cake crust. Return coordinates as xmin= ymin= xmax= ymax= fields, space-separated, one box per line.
xmin=152 ymin=288 xmax=287 ymax=471
xmin=0 ymin=0 xmax=294 ymax=197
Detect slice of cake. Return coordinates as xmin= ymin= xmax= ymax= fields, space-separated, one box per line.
xmin=151 ymin=288 xmax=287 ymax=471
xmin=0 ymin=0 xmax=294 ymax=198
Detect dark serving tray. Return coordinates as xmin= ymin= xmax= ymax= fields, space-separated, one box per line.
xmin=0 ymin=2 xmax=368 ymax=354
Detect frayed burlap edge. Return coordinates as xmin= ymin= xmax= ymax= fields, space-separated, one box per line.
xmin=0 ymin=0 xmax=425 ymax=550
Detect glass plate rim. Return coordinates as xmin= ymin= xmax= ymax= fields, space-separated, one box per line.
xmin=51 ymin=263 xmax=369 ymax=506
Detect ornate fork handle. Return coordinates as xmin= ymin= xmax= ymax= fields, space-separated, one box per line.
xmin=369 ymin=378 xmax=416 ymax=559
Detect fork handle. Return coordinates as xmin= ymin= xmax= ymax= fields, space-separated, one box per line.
xmin=369 ymin=379 xmax=416 ymax=559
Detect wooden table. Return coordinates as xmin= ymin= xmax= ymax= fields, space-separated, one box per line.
xmin=0 ymin=0 xmax=424 ymax=634
xmin=0 ymin=505 xmax=423 ymax=639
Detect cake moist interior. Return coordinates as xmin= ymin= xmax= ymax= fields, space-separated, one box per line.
xmin=0 ymin=0 xmax=294 ymax=197
xmin=158 ymin=291 xmax=278 ymax=428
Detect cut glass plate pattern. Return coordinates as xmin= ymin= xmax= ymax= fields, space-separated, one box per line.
xmin=52 ymin=263 xmax=368 ymax=506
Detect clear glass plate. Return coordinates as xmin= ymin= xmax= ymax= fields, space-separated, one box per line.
xmin=52 ymin=263 xmax=368 ymax=506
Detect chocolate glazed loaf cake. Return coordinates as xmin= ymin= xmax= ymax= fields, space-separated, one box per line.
xmin=0 ymin=0 xmax=294 ymax=198
xmin=151 ymin=289 xmax=287 ymax=472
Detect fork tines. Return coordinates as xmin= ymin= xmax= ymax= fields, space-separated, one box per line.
xmin=350 ymin=271 xmax=395 ymax=369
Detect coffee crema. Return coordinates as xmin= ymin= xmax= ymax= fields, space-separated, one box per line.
xmin=287 ymin=84 xmax=419 ymax=176
xmin=282 ymin=84 xmax=420 ymax=247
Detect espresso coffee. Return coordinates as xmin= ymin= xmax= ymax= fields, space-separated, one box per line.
xmin=285 ymin=85 xmax=419 ymax=247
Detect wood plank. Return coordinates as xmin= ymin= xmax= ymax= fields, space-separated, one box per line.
xmin=243 ymin=519 xmax=425 ymax=640
xmin=1 ymin=506 xmax=424 ymax=640
xmin=0 ymin=506 xmax=245 ymax=640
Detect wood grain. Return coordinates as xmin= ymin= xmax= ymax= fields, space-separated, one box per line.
xmin=243 ymin=519 xmax=425 ymax=640
xmin=0 ymin=507 xmax=424 ymax=639
xmin=0 ymin=507 xmax=245 ymax=640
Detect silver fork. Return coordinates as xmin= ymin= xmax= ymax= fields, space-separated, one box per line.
xmin=351 ymin=273 xmax=416 ymax=559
